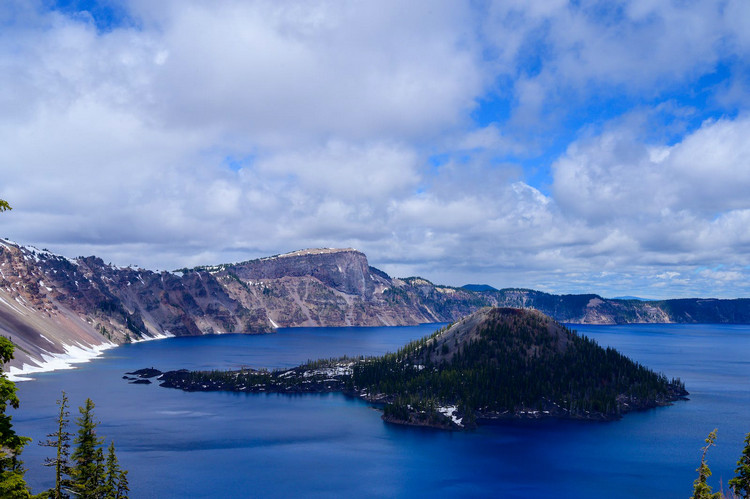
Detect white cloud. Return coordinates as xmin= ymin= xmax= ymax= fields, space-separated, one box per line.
xmin=549 ymin=114 xmax=750 ymax=292
xmin=697 ymin=268 xmax=743 ymax=283
xmin=127 ymin=0 xmax=484 ymax=144
xmin=479 ymin=0 xmax=750 ymax=128
xmin=0 ymin=1 xmax=749 ymax=299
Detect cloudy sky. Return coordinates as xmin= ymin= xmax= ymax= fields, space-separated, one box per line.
xmin=1 ymin=0 xmax=749 ymax=298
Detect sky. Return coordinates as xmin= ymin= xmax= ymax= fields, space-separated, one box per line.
xmin=1 ymin=0 xmax=749 ymax=299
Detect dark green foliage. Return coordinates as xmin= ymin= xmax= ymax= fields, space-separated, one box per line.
xmin=159 ymin=357 xmax=357 ymax=394
xmin=35 ymin=397 xmax=128 ymax=499
xmin=97 ymin=326 xmax=111 ymax=341
xmin=382 ymin=397 xmax=448 ymax=427
xmin=39 ymin=392 xmax=73 ymax=499
xmin=730 ymin=432 xmax=750 ymax=498
xmin=104 ymin=442 xmax=128 ymax=499
xmin=161 ymin=309 xmax=682 ymax=427
xmin=0 ymin=336 xmax=32 ymax=498
xmin=353 ymin=309 xmax=683 ymax=420
xmin=0 ymin=200 xmax=10 ymax=212
xmin=382 ymin=397 xmax=411 ymax=421
xmin=692 ymin=429 xmax=722 ymax=499
xmin=70 ymin=400 xmax=104 ymax=498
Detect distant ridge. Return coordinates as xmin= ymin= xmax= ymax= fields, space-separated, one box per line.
xmin=461 ymin=284 xmax=499 ymax=292
xmin=3 ymin=239 xmax=750 ymax=377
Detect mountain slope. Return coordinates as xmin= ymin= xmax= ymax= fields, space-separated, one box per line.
xmin=0 ymin=241 xmax=482 ymax=374
xmin=2 ymin=239 xmax=750 ymax=377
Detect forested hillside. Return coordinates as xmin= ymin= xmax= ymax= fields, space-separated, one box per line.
xmin=354 ymin=308 xmax=687 ymax=427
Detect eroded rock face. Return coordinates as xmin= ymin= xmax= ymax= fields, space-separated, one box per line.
xmin=3 ymin=239 xmax=750 ymax=374
xmin=0 ymin=241 xmax=268 ymax=372
xmin=202 ymin=249 xmax=486 ymax=328
xmin=232 ymin=249 xmax=379 ymax=299
xmin=0 ymin=242 xmax=487 ymax=371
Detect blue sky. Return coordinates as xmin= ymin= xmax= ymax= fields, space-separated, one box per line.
xmin=1 ymin=0 xmax=749 ymax=298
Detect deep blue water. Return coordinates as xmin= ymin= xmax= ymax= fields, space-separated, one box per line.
xmin=10 ymin=323 xmax=750 ymax=498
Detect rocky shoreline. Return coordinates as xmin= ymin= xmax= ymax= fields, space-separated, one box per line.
xmin=125 ymin=361 xmax=688 ymax=431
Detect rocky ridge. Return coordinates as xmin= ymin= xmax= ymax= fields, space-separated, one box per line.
xmin=2 ymin=239 xmax=750 ymax=376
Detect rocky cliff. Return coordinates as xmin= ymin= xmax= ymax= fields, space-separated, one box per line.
xmin=0 ymin=241 xmax=481 ymax=375
xmin=2 ymin=239 xmax=749 ymax=377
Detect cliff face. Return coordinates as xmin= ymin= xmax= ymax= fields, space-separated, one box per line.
xmin=2 ymin=239 xmax=750 ymax=375
xmin=0 ymin=242 xmax=484 ymax=373
xmin=190 ymin=249 xmax=483 ymax=328
xmin=0 ymin=241 xmax=279 ymax=374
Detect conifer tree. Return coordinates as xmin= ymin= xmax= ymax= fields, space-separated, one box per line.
xmin=92 ymin=448 xmax=105 ymax=498
xmin=104 ymin=442 xmax=128 ymax=499
xmin=40 ymin=392 xmax=73 ymax=499
xmin=70 ymin=399 xmax=104 ymax=499
xmin=692 ymin=429 xmax=722 ymax=499
xmin=0 ymin=336 xmax=32 ymax=498
xmin=730 ymin=432 xmax=750 ymax=498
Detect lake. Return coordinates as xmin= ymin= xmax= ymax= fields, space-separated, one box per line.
xmin=10 ymin=323 xmax=750 ymax=498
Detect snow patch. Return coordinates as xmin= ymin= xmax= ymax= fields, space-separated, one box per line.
xmin=6 ymin=341 xmax=117 ymax=382
xmin=303 ymin=365 xmax=353 ymax=377
xmin=438 ymin=405 xmax=463 ymax=427
xmin=269 ymin=317 xmax=279 ymax=329
xmin=130 ymin=330 xmax=175 ymax=343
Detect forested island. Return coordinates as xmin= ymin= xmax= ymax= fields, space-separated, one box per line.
xmin=130 ymin=307 xmax=688 ymax=430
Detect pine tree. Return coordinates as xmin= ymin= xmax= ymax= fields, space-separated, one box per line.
xmin=40 ymin=392 xmax=73 ymax=499
xmin=116 ymin=468 xmax=129 ymax=499
xmin=692 ymin=429 xmax=722 ymax=499
xmin=104 ymin=442 xmax=128 ymax=499
xmin=70 ymin=399 xmax=104 ymax=498
xmin=0 ymin=336 xmax=32 ymax=498
xmin=92 ymin=447 xmax=105 ymax=498
xmin=730 ymin=432 xmax=750 ymax=499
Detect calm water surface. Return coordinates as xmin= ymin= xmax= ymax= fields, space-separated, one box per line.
xmin=11 ymin=323 xmax=750 ymax=498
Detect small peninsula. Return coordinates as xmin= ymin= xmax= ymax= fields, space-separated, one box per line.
xmin=130 ymin=307 xmax=688 ymax=430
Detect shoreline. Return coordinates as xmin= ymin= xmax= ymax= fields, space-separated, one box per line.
xmin=5 ymin=331 xmax=175 ymax=382
xmin=6 ymin=342 xmax=118 ymax=382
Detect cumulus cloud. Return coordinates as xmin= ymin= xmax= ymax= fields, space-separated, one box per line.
xmin=479 ymin=0 xmax=750 ymax=130
xmin=545 ymin=114 xmax=750 ymax=295
xmin=129 ymin=0 xmax=484 ymax=145
xmin=0 ymin=0 xmax=749 ymax=299
xmin=552 ymin=115 xmax=750 ymax=252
